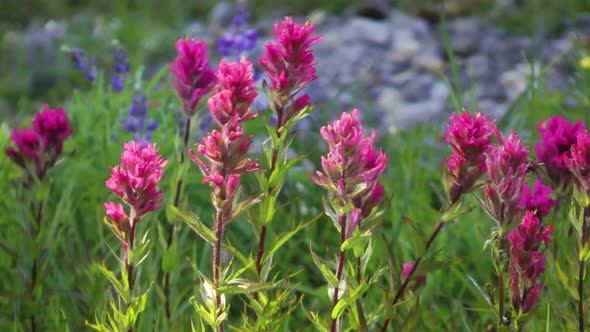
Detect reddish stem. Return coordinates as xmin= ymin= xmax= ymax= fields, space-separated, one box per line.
xmin=381 ymin=220 xmax=445 ymax=331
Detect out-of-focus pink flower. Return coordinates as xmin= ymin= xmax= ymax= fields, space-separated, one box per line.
xmin=402 ymin=262 xmax=427 ymax=291
xmin=31 ymin=106 xmax=72 ymax=156
xmin=564 ymin=131 xmax=590 ymax=194
xmin=5 ymin=106 xmax=72 ymax=179
xmin=444 ymin=111 xmax=497 ymax=202
xmin=106 ymin=142 xmax=168 ymax=218
xmin=259 ymin=17 xmax=321 ymax=94
xmin=519 ymin=179 xmax=556 ymax=218
xmin=170 ymin=38 xmax=216 ymax=117
xmin=508 ymin=211 xmax=552 ymax=314
xmin=535 ymin=115 xmax=586 ymax=187
xmin=482 ymin=130 xmax=529 ymax=225
xmin=314 ymin=110 xmax=387 ymax=234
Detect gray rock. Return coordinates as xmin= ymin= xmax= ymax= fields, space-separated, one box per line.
xmin=209 ymin=1 xmax=235 ymax=33
xmin=349 ymin=17 xmax=391 ymax=46
xmin=448 ymin=18 xmax=481 ymax=56
xmin=391 ymin=29 xmax=422 ymax=62
xmin=393 ymin=100 xmax=443 ymax=127
xmin=413 ymin=47 xmax=444 ymax=74
xmin=377 ymin=87 xmax=402 ymax=114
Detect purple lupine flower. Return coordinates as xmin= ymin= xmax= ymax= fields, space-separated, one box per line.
xmin=123 ymin=91 xmax=158 ymax=144
xmin=508 ymin=211 xmax=552 ymax=314
xmin=481 ymin=130 xmax=529 ymax=226
xmin=111 ymin=46 xmax=130 ymax=93
xmin=535 ymin=115 xmax=586 ymax=188
xmin=218 ymin=4 xmax=258 ymax=61
xmin=66 ymin=47 xmax=98 ymax=82
xmin=519 ymin=179 xmax=556 ymax=218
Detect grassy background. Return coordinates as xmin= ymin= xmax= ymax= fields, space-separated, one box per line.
xmin=1 ymin=0 xmax=590 ymax=330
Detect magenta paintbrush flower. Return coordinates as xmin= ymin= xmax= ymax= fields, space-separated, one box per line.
xmin=444 ymin=111 xmax=497 ymax=203
xmin=189 ymin=58 xmax=262 ymax=220
xmin=481 ymin=130 xmax=529 ymax=226
xmin=260 ymin=17 xmax=321 ymax=93
xmin=519 ymin=179 xmax=556 ymax=218
xmin=170 ymin=38 xmax=217 ymax=117
xmin=106 ymin=142 xmax=168 ymax=219
xmin=508 ymin=211 xmax=552 ymax=314
xmin=535 ymin=115 xmax=586 ymax=188
xmin=259 ymin=17 xmax=322 ymax=129
xmin=6 ymin=105 xmax=72 ymax=179
xmin=314 ymin=109 xmax=387 ymax=235
xmin=564 ymin=130 xmax=590 ymax=194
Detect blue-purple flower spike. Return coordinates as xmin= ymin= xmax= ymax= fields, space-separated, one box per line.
xmin=67 ymin=47 xmax=98 ymax=82
xmin=124 ymin=91 xmax=158 ymax=145
xmin=112 ymin=46 xmax=130 ymax=93
xmin=217 ymin=4 xmax=257 ymax=61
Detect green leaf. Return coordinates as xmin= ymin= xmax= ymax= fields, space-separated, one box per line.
xmin=403 ymin=217 xmax=427 ymax=256
xmin=128 ymin=238 xmax=151 ymax=266
xmin=331 ymin=282 xmax=369 ymax=319
xmin=125 ymin=287 xmax=150 ymax=328
xmin=230 ymin=196 xmax=262 ymax=222
xmin=341 ymin=232 xmax=370 ymax=254
xmin=441 ymin=201 xmax=469 ymax=222
xmin=310 ymin=248 xmax=339 ymax=288
xmin=169 ymin=205 xmax=216 ymax=244
xmin=304 ymin=309 xmax=329 ymax=332
xmin=268 ymin=155 xmax=305 ymax=190
xmin=162 ymin=240 xmax=180 ymax=272
xmin=264 ymin=214 xmax=321 ymax=264
xmin=146 ymin=63 xmax=170 ymax=93
xmin=568 ymin=205 xmax=583 ymax=239
xmin=414 ymin=259 xmax=463 ymax=276
xmin=218 ymin=278 xmax=275 ymax=294
xmin=580 ymin=241 xmax=590 ymax=262
xmin=98 ymin=264 xmax=130 ymax=304
xmin=85 ymin=320 xmax=111 ymax=332
xmin=554 ymin=261 xmax=578 ymax=300
xmin=35 ymin=181 xmax=49 ymax=202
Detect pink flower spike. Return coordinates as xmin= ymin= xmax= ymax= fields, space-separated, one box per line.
xmin=32 ymin=105 xmax=73 ymax=156
xmin=445 ymin=111 xmax=497 ymax=169
xmin=259 ymin=17 xmax=321 ymax=94
xmin=519 ymin=179 xmax=556 ymax=218
xmin=564 ymin=131 xmax=590 ymax=193
xmin=170 ymin=38 xmax=216 ymax=116
xmin=535 ymin=115 xmax=586 ymax=186
xmin=105 ymin=142 xmax=168 ymax=218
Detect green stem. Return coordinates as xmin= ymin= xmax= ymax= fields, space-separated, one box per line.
xmin=330 ymin=214 xmax=347 ymax=332
xmin=164 ymin=116 xmax=191 ymax=320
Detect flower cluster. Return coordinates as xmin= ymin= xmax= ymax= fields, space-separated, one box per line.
xmin=565 ymin=131 xmax=590 ymax=195
xmin=111 ymin=46 xmax=130 ymax=93
xmin=508 ymin=211 xmax=553 ymax=314
xmin=535 ymin=115 xmax=586 ymax=188
xmin=519 ymin=179 xmax=556 ymax=218
xmin=444 ymin=111 xmax=498 ymax=203
xmin=123 ymin=91 xmax=158 ymax=145
xmin=314 ymin=110 xmax=387 ymax=237
xmin=105 ymin=142 xmax=168 ymax=244
xmin=170 ymin=38 xmax=217 ymax=117
xmin=481 ymin=131 xmax=529 ymax=226
xmin=218 ymin=4 xmax=257 ymax=61
xmin=189 ymin=59 xmax=262 ymax=221
xmin=66 ymin=47 xmax=97 ymax=82
xmin=259 ymin=17 xmax=321 ymax=128
xmin=6 ymin=105 xmax=72 ymax=179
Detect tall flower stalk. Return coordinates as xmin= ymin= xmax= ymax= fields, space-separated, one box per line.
xmin=564 ymin=130 xmax=590 ymax=332
xmin=188 ymin=59 xmax=262 ymax=331
xmin=382 ymin=110 xmax=497 ymax=330
xmin=5 ymin=106 xmax=72 ymax=332
xmin=313 ymin=109 xmax=387 ymax=331
xmin=252 ymin=16 xmax=321 ymax=305
xmin=89 ymin=142 xmax=167 ymax=332
xmin=165 ymin=37 xmax=216 ymax=320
